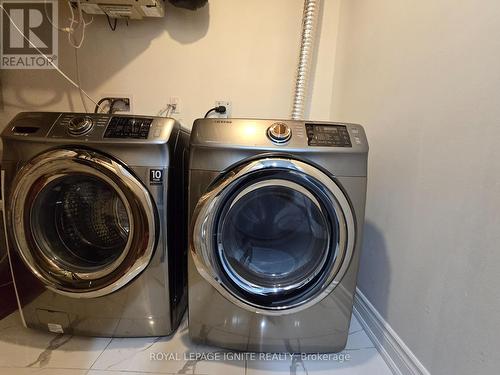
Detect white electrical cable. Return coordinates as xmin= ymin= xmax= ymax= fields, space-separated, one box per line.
xmin=67 ymin=0 xmax=93 ymax=49
xmin=44 ymin=1 xmax=92 ymax=46
xmin=158 ymin=104 xmax=175 ymax=118
xmin=65 ymin=1 xmax=94 ymax=110
xmin=48 ymin=0 xmax=94 ymax=110
xmin=0 ymin=4 xmax=102 ymax=111
xmin=74 ymin=48 xmax=89 ymax=112
xmin=44 ymin=1 xmax=69 ymax=32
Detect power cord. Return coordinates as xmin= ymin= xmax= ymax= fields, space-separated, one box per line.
xmin=106 ymin=14 xmax=118 ymax=31
xmin=158 ymin=103 xmax=176 ymax=118
xmin=204 ymin=106 xmax=227 ymax=118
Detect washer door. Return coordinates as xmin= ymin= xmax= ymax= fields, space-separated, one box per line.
xmin=191 ymin=158 xmax=356 ymax=315
xmin=10 ymin=148 xmax=157 ymax=298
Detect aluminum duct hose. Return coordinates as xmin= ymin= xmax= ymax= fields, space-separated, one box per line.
xmin=291 ymin=0 xmax=321 ymax=120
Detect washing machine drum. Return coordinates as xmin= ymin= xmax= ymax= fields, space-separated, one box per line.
xmin=34 ymin=176 xmax=130 ymax=270
xmin=9 ymin=148 xmax=157 ymax=298
xmin=191 ymin=158 xmax=356 ymax=315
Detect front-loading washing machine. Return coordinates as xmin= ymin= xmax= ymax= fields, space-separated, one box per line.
xmin=1 ymin=111 xmax=189 ymax=337
xmin=188 ymin=118 xmax=368 ymax=353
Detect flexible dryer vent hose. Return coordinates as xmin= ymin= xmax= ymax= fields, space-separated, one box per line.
xmin=291 ymin=0 xmax=321 ymax=120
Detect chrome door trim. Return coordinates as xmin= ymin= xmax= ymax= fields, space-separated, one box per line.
xmin=191 ymin=158 xmax=356 ymax=315
xmin=1 ymin=170 xmax=27 ymax=327
xmin=229 ymin=179 xmax=322 ymax=210
xmin=9 ymin=148 xmax=156 ymax=298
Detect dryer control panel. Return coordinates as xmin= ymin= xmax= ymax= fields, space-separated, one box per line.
xmin=191 ymin=118 xmax=368 ymax=152
xmin=305 ymin=124 xmax=352 ymax=147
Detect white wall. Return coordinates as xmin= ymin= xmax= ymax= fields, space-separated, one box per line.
xmin=331 ymin=1 xmax=500 ymax=374
xmin=0 ymin=0 xmax=341 ymax=128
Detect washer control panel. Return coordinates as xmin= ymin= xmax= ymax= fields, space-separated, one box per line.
xmin=47 ymin=114 xmax=160 ymax=140
xmin=8 ymin=112 xmax=175 ymax=142
xmin=306 ymin=123 xmax=352 ymax=147
xmin=104 ymin=117 xmax=152 ymax=139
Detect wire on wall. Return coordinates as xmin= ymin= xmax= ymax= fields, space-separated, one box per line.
xmin=0 ymin=4 xmax=102 ymax=112
xmin=74 ymin=48 xmax=89 ymax=112
xmin=158 ymin=104 xmax=177 ymax=118
xmin=44 ymin=1 xmax=94 ymax=110
xmin=44 ymin=1 xmax=68 ymax=32
xmin=65 ymin=0 xmax=94 ymax=111
xmin=106 ymin=14 xmax=118 ymax=31
xmin=67 ymin=0 xmax=94 ymax=49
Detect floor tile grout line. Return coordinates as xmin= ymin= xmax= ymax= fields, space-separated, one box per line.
xmin=86 ymin=337 xmax=114 ymax=373
xmin=87 ymin=370 xmax=209 ymax=374
xmin=0 ymin=366 xmax=90 ymax=370
xmin=344 ymin=346 xmax=377 ymax=351
xmin=36 ymin=368 xmax=202 ymax=375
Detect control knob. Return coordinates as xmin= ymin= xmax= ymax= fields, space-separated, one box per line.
xmin=68 ymin=116 xmax=94 ymax=136
xmin=267 ymin=122 xmax=292 ymax=144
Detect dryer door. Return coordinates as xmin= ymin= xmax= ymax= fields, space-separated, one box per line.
xmin=191 ymin=158 xmax=356 ymax=315
xmin=9 ymin=148 xmax=157 ymax=298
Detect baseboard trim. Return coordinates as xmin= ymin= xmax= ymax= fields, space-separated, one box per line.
xmin=353 ymin=288 xmax=430 ymax=375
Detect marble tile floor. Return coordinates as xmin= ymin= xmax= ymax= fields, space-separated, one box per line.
xmin=0 ymin=311 xmax=393 ymax=374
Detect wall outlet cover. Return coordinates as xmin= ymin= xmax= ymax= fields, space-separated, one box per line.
xmin=100 ymin=94 xmax=133 ymax=113
xmin=215 ymin=100 xmax=232 ymax=118
xmin=169 ymin=97 xmax=181 ymax=114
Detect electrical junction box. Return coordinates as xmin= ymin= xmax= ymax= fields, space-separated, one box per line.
xmin=71 ymin=0 xmax=165 ymax=19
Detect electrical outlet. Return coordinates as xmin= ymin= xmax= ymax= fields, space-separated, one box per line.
xmin=169 ymin=97 xmax=181 ymax=114
xmin=215 ymin=100 xmax=232 ymax=118
xmin=99 ymin=94 xmax=133 ymax=113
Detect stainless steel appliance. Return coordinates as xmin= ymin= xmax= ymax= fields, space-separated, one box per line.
xmin=1 ymin=112 xmax=189 ymax=337
xmin=188 ymin=119 xmax=368 ymax=352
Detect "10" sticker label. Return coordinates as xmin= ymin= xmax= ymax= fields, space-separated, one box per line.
xmin=150 ymin=169 xmax=163 ymax=185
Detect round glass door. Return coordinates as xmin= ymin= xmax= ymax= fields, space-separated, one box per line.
xmin=10 ymin=148 xmax=157 ymax=298
xmin=217 ymin=182 xmax=330 ymax=296
xmin=191 ymin=158 xmax=356 ymax=314
xmin=31 ymin=174 xmax=131 ymax=274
